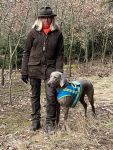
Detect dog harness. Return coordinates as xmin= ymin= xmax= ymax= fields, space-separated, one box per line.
xmin=56 ymin=81 xmax=82 ymax=108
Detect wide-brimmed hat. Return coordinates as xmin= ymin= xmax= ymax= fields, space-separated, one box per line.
xmin=38 ymin=6 xmax=57 ymax=18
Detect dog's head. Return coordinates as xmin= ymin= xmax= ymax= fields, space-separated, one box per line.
xmin=48 ymin=71 xmax=67 ymax=88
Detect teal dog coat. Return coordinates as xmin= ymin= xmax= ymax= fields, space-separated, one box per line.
xmin=56 ymin=81 xmax=82 ymax=108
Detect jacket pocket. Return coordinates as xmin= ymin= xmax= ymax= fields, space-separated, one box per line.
xmin=28 ymin=60 xmax=40 ymax=66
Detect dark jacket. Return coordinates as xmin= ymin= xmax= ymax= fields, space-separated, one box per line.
xmin=21 ymin=26 xmax=64 ymax=79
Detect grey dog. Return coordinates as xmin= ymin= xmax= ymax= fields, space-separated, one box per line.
xmin=48 ymin=71 xmax=96 ymax=130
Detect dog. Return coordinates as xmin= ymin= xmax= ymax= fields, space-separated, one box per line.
xmin=48 ymin=71 xmax=96 ymax=130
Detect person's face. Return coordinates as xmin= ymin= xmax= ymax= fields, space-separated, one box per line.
xmin=42 ymin=17 xmax=52 ymax=26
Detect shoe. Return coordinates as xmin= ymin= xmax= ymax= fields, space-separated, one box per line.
xmin=30 ymin=120 xmax=41 ymax=131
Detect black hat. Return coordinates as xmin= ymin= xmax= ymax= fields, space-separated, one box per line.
xmin=38 ymin=6 xmax=57 ymax=18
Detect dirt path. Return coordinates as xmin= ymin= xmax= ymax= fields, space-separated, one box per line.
xmin=0 ymin=72 xmax=113 ymax=150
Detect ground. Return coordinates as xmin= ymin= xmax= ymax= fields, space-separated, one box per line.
xmin=0 ymin=64 xmax=113 ymax=150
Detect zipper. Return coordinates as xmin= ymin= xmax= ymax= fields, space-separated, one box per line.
xmin=43 ymin=41 xmax=46 ymax=51
xmin=43 ymin=35 xmax=48 ymax=52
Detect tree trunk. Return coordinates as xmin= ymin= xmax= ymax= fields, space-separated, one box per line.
xmin=1 ymin=48 xmax=7 ymax=86
xmin=15 ymin=49 xmax=18 ymax=71
xmin=77 ymin=47 xmax=81 ymax=65
xmin=69 ymin=30 xmax=74 ymax=77
xmin=68 ymin=2 xmax=74 ymax=77
xmin=110 ymin=40 xmax=113 ymax=66
xmin=91 ymin=28 xmax=95 ymax=65
xmin=102 ymin=30 xmax=109 ymax=64
xmin=84 ymin=33 xmax=88 ymax=70
xmin=9 ymin=35 xmax=13 ymax=105
xmin=8 ymin=9 xmax=30 ymax=105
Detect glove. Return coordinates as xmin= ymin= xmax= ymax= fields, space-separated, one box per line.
xmin=21 ymin=75 xmax=28 ymax=84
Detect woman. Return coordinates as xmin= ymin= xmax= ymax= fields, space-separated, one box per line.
xmin=21 ymin=6 xmax=64 ymax=132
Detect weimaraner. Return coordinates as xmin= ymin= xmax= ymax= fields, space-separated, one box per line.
xmin=48 ymin=71 xmax=96 ymax=130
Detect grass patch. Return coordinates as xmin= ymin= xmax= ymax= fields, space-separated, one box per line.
xmin=0 ymin=107 xmax=30 ymax=134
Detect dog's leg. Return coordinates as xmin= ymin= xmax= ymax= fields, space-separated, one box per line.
xmin=56 ymin=103 xmax=60 ymax=127
xmin=62 ymin=107 xmax=69 ymax=131
xmin=87 ymin=89 xmax=96 ymax=117
xmin=87 ymin=82 xmax=96 ymax=117
xmin=79 ymin=96 xmax=87 ymax=117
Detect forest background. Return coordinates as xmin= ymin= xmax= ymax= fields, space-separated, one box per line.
xmin=0 ymin=0 xmax=113 ymax=72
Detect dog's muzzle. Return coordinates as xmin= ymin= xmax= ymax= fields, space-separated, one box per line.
xmin=47 ymin=82 xmax=51 ymax=87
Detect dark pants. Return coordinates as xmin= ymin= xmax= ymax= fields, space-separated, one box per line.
xmin=30 ymin=78 xmax=60 ymax=125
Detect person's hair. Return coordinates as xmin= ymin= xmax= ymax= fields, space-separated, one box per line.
xmin=32 ymin=17 xmax=58 ymax=31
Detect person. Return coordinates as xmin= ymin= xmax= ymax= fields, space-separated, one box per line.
xmin=21 ymin=6 xmax=64 ymax=132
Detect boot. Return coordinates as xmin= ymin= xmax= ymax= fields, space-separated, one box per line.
xmin=30 ymin=119 xmax=41 ymax=131
xmin=45 ymin=98 xmax=57 ymax=133
xmin=30 ymin=112 xmax=41 ymax=131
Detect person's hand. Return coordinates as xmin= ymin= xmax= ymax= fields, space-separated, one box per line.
xmin=21 ymin=75 xmax=28 ymax=84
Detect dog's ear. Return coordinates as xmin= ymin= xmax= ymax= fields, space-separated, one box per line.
xmin=60 ymin=73 xmax=67 ymax=87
